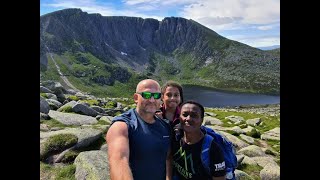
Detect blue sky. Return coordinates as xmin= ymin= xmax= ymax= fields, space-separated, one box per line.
xmin=40 ymin=0 xmax=280 ymax=48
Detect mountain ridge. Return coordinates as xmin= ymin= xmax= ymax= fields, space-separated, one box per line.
xmin=40 ymin=8 xmax=279 ymax=97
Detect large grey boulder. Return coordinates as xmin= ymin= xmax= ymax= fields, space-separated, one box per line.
xmin=66 ymin=89 xmax=77 ymax=95
xmin=239 ymin=134 xmax=255 ymax=144
xmin=72 ymin=103 xmax=99 ymax=117
xmin=40 ymin=127 xmax=102 ymax=149
xmin=74 ymin=150 xmax=110 ymax=180
xmin=57 ymin=101 xmax=77 ymax=112
xmin=261 ymin=127 xmax=280 ymax=141
xmin=217 ymin=131 xmax=249 ymax=150
xmin=40 ymin=96 xmax=50 ymax=114
xmin=251 ymin=156 xmax=278 ymax=167
xmin=242 ymin=126 xmax=255 ymax=134
xmin=46 ymin=99 xmax=63 ymax=110
xmin=206 ymin=125 xmax=229 ymax=131
xmin=225 ymin=115 xmax=244 ymax=123
xmin=40 ymin=86 xmax=53 ymax=93
xmin=42 ymin=81 xmax=67 ymax=94
xmin=229 ymin=126 xmax=245 ymax=134
xmin=260 ymin=163 xmax=280 ymax=180
xmin=204 ymin=112 xmax=217 ymax=117
xmin=40 ymin=112 xmax=50 ymax=120
xmin=238 ymin=145 xmax=267 ymax=157
xmin=56 ymin=93 xmax=66 ymax=103
xmin=40 ymin=124 xmax=50 ymax=131
xmin=203 ymin=116 xmax=223 ymax=125
xmin=100 ymin=144 xmax=108 ymax=152
xmin=241 ymin=156 xmax=258 ymax=166
xmin=44 ymin=93 xmax=58 ymax=101
xmin=75 ymin=92 xmax=88 ymax=100
xmin=246 ymin=118 xmax=261 ymax=126
xmin=48 ymin=110 xmax=98 ymax=126
xmin=91 ymin=106 xmax=106 ymax=114
xmin=99 ymin=116 xmax=113 ymax=125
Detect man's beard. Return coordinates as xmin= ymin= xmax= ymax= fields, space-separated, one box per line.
xmin=142 ymin=102 xmax=158 ymax=114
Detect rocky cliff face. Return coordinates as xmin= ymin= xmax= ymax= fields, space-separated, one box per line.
xmin=40 ymin=9 xmax=210 ymax=65
xmin=40 ymin=8 xmax=279 ymax=95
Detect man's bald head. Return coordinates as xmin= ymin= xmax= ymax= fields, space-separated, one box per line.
xmin=136 ymin=79 xmax=161 ymax=93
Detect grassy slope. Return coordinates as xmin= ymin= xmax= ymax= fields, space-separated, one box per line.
xmin=41 ymin=45 xmax=279 ymax=98
xmin=40 ymin=51 xmax=147 ymax=98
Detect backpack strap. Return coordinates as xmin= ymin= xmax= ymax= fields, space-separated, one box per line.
xmin=201 ymin=134 xmax=214 ymax=177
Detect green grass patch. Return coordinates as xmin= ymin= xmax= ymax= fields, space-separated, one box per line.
xmin=246 ymin=128 xmax=261 ymax=138
xmin=59 ymin=105 xmax=74 ymax=113
xmin=40 ymin=93 xmax=48 ymax=99
xmin=49 ymin=51 xmax=138 ymax=98
xmin=96 ymin=120 xmax=109 ymax=126
xmin=79 ymin=99 xmax=99 ymax=106
xmin=67 ymin=95 xmax=80 ymax=101
xmin=265 ymin=149 xmax=277 ymax=156
xmin=256 ymin=115 xmax=280 ymax=133
xmin=40 ymin=162 xmax=76 ymax=180
xmin=61 ymin=151 xmax=80 ymax=164
xmin=40 ymin=54 xmax=61 ymax=81
xmin=55 ymin=164 xmax=76 ymax=180
xmin=40 ymin=119 xmax=77 ymax=129
xmin=237 ymin=164 xmax=263 ymax=180
xmin=265 ymin=139 xmax=280 ymax=153
xmin=105 ymin=101 xmax=117 ymax=108
xmin=41 ymin=134 xmax=78 ymax=160
xmin=62 ymin=71 xmax=142 ymax=98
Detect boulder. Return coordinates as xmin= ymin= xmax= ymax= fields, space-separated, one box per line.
xmin=74 ymin=150 xmax=110 ymax=180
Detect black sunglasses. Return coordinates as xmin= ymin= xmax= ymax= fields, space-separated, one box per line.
xmin=137 ymin=92 xmax=161 ymax=99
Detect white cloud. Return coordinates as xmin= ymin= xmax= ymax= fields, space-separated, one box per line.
xmin=180 ymin=0 xmax=279 ymax=27
xmin=226 ymin=34 xmax=280 ymax=47
xmin=177 ymin=0 xmax=280 ymax=46
xmin=257 ymin=25 xmax=273 ymax=30
xmin=134 ymin=4 xmax=157 ymax=11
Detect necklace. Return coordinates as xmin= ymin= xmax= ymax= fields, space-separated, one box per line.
xmin=182 ymin=131 xmax=204 ymax=145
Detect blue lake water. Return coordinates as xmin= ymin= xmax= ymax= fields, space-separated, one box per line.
xmin=183 ymin=85 xmax=280 ymax=108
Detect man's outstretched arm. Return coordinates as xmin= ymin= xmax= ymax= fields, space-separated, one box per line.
xmin=166 ymin=146 xmax=172 ymax=180
xmin=106 ymin=121 xmax=133 ymax=180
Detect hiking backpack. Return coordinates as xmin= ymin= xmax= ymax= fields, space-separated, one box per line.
xmin=200 ymin=125 xmax=237 ymax=180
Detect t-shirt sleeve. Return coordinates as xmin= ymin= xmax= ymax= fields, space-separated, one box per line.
xmin=112 ymin=115 xmax=130 ymax=127
xmin=210 ymin=141 xmax=226 ymax=177
xmin=111 ymin=110 xmax=134 ymax=134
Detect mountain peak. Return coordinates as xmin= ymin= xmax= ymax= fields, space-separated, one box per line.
xmin=40 ymin=9 xmax=279 ymax=96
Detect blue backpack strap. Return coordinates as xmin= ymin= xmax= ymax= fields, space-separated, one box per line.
xmin=201 ymin=134 xmax=214 ymax=177
xmin=201 ymin=126 xmax=237 ymax=180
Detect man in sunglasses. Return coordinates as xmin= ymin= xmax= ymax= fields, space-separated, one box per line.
xmin=106 ymin=79 xmax=172 ymax=180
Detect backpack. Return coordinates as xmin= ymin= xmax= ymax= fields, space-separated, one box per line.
xmin=200 ymin=125 xmax=237 ymax=180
